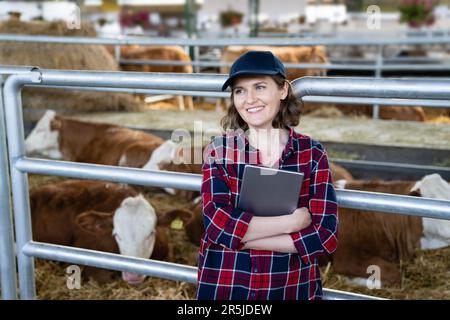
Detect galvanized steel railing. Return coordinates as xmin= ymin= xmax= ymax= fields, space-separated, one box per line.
xmin=2 ymin=69 xmax=450 ymax=301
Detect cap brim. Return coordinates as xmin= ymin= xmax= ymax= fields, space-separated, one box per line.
xmin=221 ymin=70 xmax=281 ymax=91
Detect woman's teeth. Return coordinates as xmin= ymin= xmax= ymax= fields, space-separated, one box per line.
xmin=247 ymin=106 xmax=264 ymax=113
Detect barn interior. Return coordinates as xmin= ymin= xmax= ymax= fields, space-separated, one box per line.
xmin=1 ymin=0 xmax=450 ymax=301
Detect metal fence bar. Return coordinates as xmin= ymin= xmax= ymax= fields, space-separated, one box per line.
xmin=0 ymin=75 xmax=17 ymax=300
xmin=23 ymin=241 xmax=383 ymax=300
xmin=37 ymin=69 xmax=226 ymax=91
xmin=29 ymin=84 xmax=450 ymax=108
xmin=292 ymin=77 xmax=450 ymax=100
xmin=14 ymin=158 xmax=450 ymax=221
xmin=23 ymin=241 xmax=197 ymax=284
xmin=33 ymin=70 xmax=450 ymax=102
xmin=15 ymin=158 xmax=200 ymax=191
xmin=2 ymin=33 xmax=450 ymax=46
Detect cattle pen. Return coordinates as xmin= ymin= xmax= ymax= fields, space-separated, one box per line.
xmin=2 ymin=33 xmax=450 ymax=119
xmin=1 ymin=67 xmax=450 ymax=300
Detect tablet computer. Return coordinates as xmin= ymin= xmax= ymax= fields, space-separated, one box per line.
xmin=238 ymin=164 xmax=304 ymax=216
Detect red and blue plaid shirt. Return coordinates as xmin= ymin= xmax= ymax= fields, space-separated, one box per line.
xmin=197 ymin=127 xmax=338 ymax=300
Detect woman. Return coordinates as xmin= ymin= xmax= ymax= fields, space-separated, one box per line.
xmin=197 ymin=51 xmax=338 ymax=300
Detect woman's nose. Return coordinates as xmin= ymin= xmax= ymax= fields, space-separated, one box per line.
xmin=246 ymin=90 xmax=257 ymax=104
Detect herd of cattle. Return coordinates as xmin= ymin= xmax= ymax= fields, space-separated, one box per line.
xmin=25 ymin=111 xmax=450 ymax=288
xmin=106 ymin=44 xmax=444 ymax=121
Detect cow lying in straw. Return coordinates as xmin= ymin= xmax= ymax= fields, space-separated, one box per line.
xmin=31 ymin=179 xmax=180 ymax=284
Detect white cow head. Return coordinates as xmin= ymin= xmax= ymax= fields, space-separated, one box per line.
xmin=142 ymin=140 xmax=182 ymax=195
xmin=142 ymin=139 xmax=179 ymax=171
xmin=25 ymin=110 xmax=63 ymax=159
xmin=75 ymin=194 xmax=157 ymax=285
xmin=112 ymin=194 xmax=157 ymax=284
xmin=410 ymin=174 xmax=450 ymax=250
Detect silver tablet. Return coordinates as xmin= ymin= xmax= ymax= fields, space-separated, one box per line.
xmin=238 ymin=164 xmax=304 ymax=216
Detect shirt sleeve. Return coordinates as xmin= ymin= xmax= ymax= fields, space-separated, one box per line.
xmin=201 ymin=143 xmax=253 ymax=251
xmin=290 ymin=148 xmax=339 ymax=265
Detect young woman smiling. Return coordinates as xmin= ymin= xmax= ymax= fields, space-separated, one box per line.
xmin=197 ymin=51 xmax=338 ymax=300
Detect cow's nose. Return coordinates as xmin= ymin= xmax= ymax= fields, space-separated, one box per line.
xmin=122 ymin=272 xmax=146 ymax=285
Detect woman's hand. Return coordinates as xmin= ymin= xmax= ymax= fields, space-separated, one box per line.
xmin=288 ymin=207 xmax=312 ymax=233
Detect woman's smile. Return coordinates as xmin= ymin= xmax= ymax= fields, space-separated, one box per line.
xmin=246 ymin=106 xmax=265 ymax=113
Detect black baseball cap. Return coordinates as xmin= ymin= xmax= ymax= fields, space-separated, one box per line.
xmin=221 ymin=51 xmax=287 ymax=91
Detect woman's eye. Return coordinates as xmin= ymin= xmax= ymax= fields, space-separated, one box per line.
xmin=234 ymin=89 xmax=242 ymax=95
xmin=256 ymin=85 xmax=265 ymax=90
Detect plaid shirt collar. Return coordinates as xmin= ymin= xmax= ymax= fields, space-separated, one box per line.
xmin=232 ymin=126 xmax=296 ymax=152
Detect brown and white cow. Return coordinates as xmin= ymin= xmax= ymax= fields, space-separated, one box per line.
xmin=25 ymin=110 xmax=164 ymax=167
xmin=333 ymin=174 xmax=450 ymax=285
xmin=118 ymin=45 xmax=194 ymax=111
xmin=25 ymin=111 xmax=202 ymax=199
xmin=30 ymin=179 xmax=177 ymax=284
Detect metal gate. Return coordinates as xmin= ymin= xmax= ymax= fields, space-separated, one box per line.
xmin=1 ymin=69 xmax=450 ymax=300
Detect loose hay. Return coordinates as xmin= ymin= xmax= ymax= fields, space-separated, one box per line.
xmin=321 ymin=247 xmax=450 ymax=299
xmin=0 ymin=19 xmax=142 ymax=112
xmin=35 ymin=259 xmax=196 ymax=300
xmin=29 ymin=175 xmax=450 ymax=300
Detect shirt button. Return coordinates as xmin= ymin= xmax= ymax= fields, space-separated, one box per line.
xmin=251 ymin=292 xmax=256 ymax=298
xmin=253 ymin=268 xmax=258 ymax=272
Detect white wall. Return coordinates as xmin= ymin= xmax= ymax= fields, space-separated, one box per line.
xmin=197 ymin=0 xmax=307 ymax=33
xmin=0 ymin=1 xmax=79 ymax=22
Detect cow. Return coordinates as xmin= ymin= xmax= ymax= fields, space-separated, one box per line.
xmin=25 ymin=111 xmax=205 ymax=199
xmin=30 ymin=179 xmax=179 ymax=284
xmin=115 ymin=45 xmax=194 ymax=111
xmin=25 ymin=110 xmax=164 ymax=167
xmin=216 ymin=45 xmax=328 ymax=111
xmin=333 ymin=174 xmax=450 ymax=285
xmin=330 ymin=162 xmax=354 ymax=182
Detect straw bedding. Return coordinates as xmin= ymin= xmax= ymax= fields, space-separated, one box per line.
xmin=27 ymin=174 xmax=450 ymax=300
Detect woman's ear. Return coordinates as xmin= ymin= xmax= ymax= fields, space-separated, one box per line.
xmin=280 ymin=81 xmax=289 ymax=100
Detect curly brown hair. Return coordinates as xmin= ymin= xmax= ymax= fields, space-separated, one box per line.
xmin=220 ymin=75 xmax=302 ymax=131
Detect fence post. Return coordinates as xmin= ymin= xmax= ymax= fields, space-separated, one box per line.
xmin=372 ymin=44 xmax=383 ymax=119
xmin=0 ymin=74 xmax=18 ymax=300
xmin=3 ymin=71 xmax=42 ymax=300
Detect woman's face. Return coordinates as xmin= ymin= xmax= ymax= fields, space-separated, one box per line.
xmin=232 ymin=75 xmax=288 ymax=130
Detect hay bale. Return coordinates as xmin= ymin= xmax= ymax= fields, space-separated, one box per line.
xmin=0 ymin=19 xmax=143 ymax=112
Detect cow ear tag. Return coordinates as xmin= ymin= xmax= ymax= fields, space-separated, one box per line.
xmin=170 ymin=218 xmax=184 ymax=230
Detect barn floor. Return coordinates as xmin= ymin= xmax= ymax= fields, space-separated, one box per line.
xmin=29 ymin=175 xmax=450 ymax=300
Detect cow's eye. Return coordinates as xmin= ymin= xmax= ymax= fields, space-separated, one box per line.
xmin=113 ymin=232 xmax=122 ymax=241
xmin=146 ymin=231 xmax=155 ymax=239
